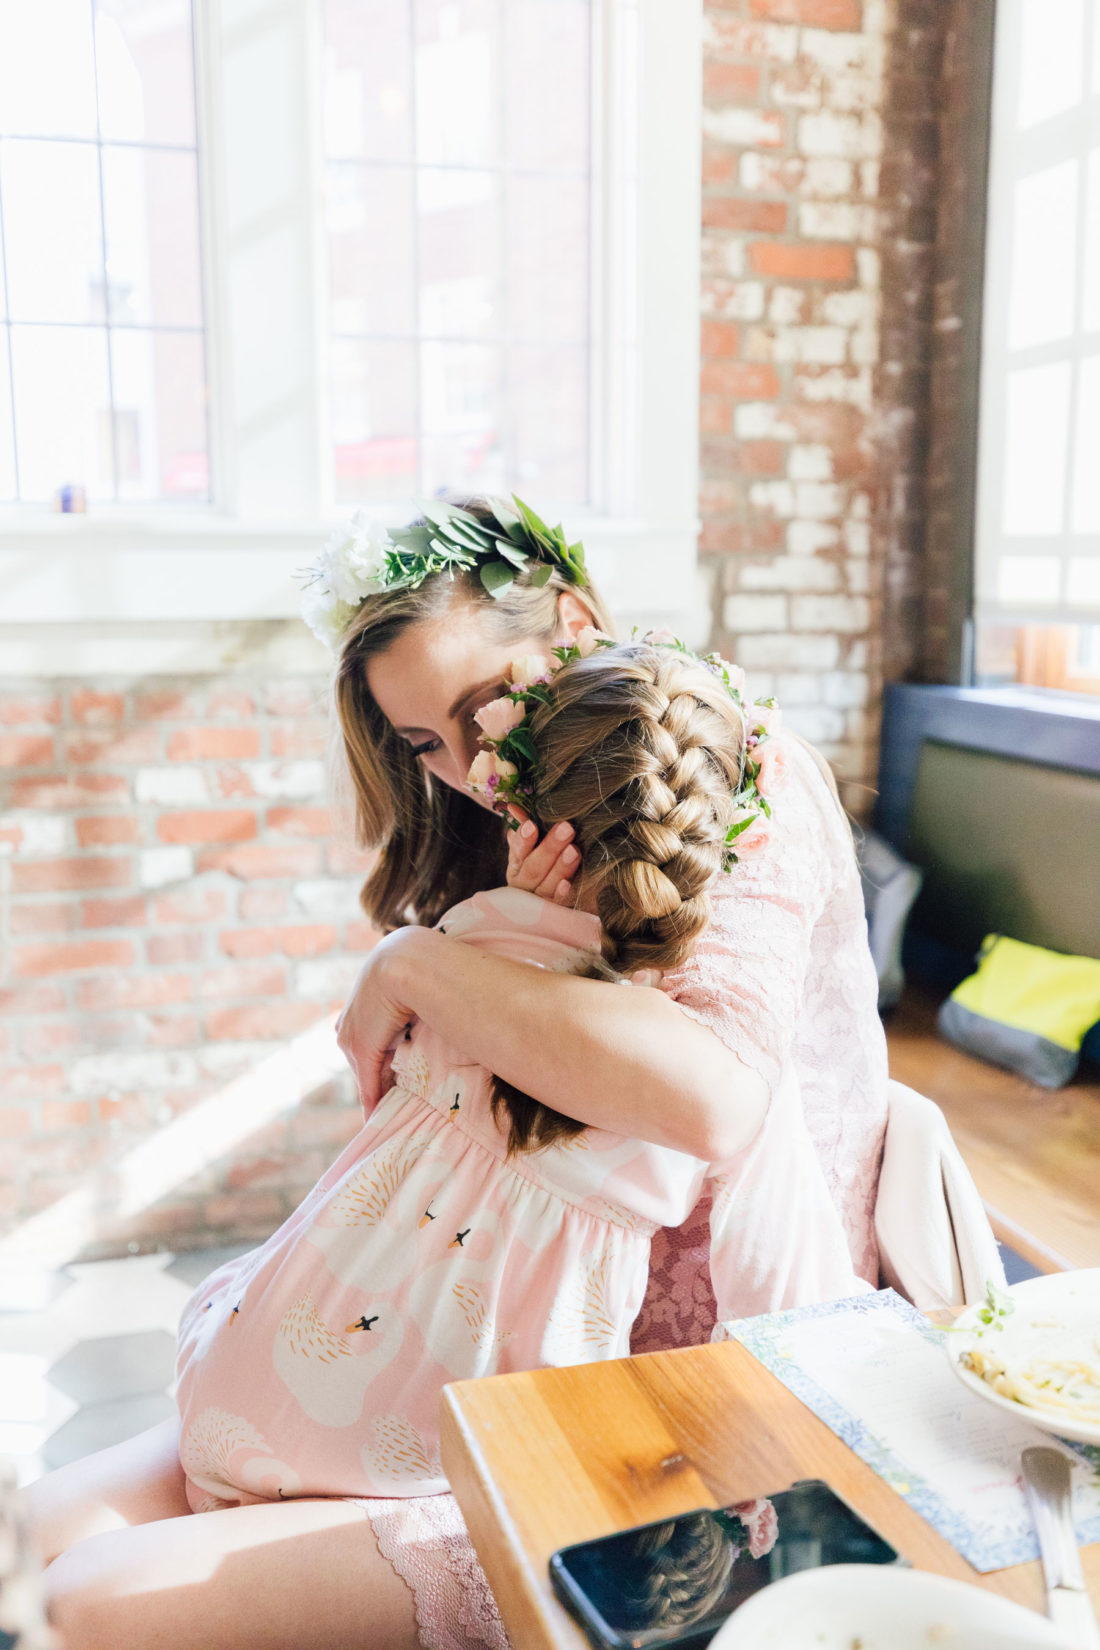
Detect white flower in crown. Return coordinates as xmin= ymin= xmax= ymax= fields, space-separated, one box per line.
xmin=316 ymin=511 xmax=394 ymax=603
xmin=301 ymin=585 xmax=360 ymax=651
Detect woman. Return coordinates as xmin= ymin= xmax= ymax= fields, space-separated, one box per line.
xmin=27 ymin=498 xmax=886 ymax=1650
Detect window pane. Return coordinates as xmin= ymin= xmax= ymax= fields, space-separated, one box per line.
xmin=331 ymin=336 xmax=419 ymax=502
xmin=1071 ymin=355 xmax=1100 ymax=533
xmin=94 ymin=0 xmax=196 ymax=148
xmin=0 ymin=0 xmax=97 ymax=138
xmin=414 ymin=0 xmax=500 ymax=168
xmin=323 ymin=0 xmax=413 ymax=163
xmin=420 ymin=340 xmax=503 ymax=495
xmin=102 ymin=145 xmax=203 ymax=327
xmin=1067 ymin=559 xmax=1100 ymax=606
xmin=1001 ymin=362 xmax=1071 ymax=535
xmin=1 ymin=140 xmax=104 ymax=323
xmin=997 ymin=556 xmax=1061 ymax=606
xmin=327 ymin=164 xmax=417 ymax=336
xmin=418 ymin=169 xmax=500 ymax=339
xmin=11 ymin=324 xmax=113 ymax=501
xmin=1084 ymin=149 xmax=1100 ymax=335
xmin=508 ymin=343 xmax=588 ymax=504
xmin=1017 ymin=0 xmax=1084 ymax=130
xmin=0 ymin=332 xmax=15 ymax=499
xmin=506 ymin=0 xmax=590 ymax=173
xmin=1008 ymin=161 xmax=1077 ymax=350
xmin=507 ymin=175 xmax=589 ymax=343
xmin=111 ymin=328 xmax=208 ymax=500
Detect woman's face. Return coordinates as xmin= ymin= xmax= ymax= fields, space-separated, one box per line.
xmin=366 ymin=593 xmax=590 ymax=806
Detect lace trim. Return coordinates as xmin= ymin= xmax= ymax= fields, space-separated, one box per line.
xmin=348 ymin=1493 xmax=512 ymax=1650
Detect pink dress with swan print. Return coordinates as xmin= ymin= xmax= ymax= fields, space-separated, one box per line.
xmin=173 ymin=883 xmax=862 ymax=1644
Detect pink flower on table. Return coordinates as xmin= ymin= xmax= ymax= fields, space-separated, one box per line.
xmin=474 ymin=696 xmax=526 ymax=741
xmin=574 ymin=625 xmax=614 ymax=658
xmin=467 ymin=750 xmax=518 ymax=795
xmin=753 ymin=738 xmax=789 ymax=798
xmin=508 ymin=655 xmax=552 ymax=690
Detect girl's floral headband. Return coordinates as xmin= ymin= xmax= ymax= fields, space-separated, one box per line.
xmin=467 ymin=628 xmax=782 ymax=869
xmin=300 ymin=495 xmax=589 ymax=652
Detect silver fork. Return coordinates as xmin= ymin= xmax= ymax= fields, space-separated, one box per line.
xmin=1021 ymin=1446 xmax=1100 ymax=1650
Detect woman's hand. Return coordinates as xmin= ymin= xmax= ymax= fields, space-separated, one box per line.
xmin=335 ymin=929 xmax=424 ymax=1119
xmin=505 ymin=806 xmax=580 ymax=904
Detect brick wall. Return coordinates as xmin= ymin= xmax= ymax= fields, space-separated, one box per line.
xmin=0 ymin=676 xmax=371 ymax=1259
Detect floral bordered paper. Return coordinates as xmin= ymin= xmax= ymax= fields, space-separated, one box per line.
xmin=722 ymin=1288 xmax=1100 ymax=1573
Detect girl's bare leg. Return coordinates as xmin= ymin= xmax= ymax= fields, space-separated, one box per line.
xmin=23 ymin=1417 xmax=191 ymax=1565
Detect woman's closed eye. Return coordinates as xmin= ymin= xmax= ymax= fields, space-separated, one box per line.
xmin=409 ymin=737 xmax=442 ymax=758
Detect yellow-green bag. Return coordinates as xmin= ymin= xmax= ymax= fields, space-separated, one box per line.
xmin=938 ymin=934 xmax=1100 ymax=1088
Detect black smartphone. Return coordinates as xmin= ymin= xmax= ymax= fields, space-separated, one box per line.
xmin=549 ymin=1479 xmax=901 ymax=1650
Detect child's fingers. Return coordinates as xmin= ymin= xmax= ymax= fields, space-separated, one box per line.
xmin=509 ymin=822 xmax=577 ymax=893
xmin=506 ymin=814 xmax=539 ymax=878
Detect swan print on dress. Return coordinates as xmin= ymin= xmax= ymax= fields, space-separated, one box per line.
xmin=271 ymin=1293 xmax=387 ymax=1428
xmin=364 ymin=1413 xmax=443 ymax=1488
xmin=179 ymin=1406 xmax=302 ymax=1507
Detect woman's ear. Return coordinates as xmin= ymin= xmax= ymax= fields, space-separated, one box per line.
xmin=556 ymin=589 xmax=597 ymax=640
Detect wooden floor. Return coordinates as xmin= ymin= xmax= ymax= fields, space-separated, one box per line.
xmin=885 ymin=985 xmax=1100 ymax=1273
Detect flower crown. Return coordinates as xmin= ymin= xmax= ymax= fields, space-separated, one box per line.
xmin=467 ymin=628 xmax=782 ymax=869
xmin=300 ymin=495 xmax=589 ymax=652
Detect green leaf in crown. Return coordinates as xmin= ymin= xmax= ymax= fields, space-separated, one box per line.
xmin=384 ymin=496 xmax=589 ymax=600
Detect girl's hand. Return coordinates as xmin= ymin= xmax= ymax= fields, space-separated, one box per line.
xmin=335 ymin=929 xmax=421 ymax=1119
xmin=505 ymin=806 xmax=580 ymax=904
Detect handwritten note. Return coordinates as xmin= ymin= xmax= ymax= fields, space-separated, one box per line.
xmin=724 ymin=1290 xmax=1100 ymax=1572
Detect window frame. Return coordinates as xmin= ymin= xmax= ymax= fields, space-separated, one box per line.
xmin=0 ymin=0 xmax=703 ymax=656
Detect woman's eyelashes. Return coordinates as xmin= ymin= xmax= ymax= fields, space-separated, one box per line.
xmin=409 ymin=737 xmax=442 ymax=758
xmin=408 ymin=694 xmax=503 ymax=762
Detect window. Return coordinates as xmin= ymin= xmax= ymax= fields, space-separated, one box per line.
xmin=0 ymin=0 xmax=207 ymax=506
xmin=973 ymin=0 xmax=1100 ymax=688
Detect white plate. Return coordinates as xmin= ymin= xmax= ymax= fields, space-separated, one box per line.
xmin=945 ymin=1270 xmax=1100 ymax=1446
xmin=712 ymin=1564 xmax=1076 ymax=1650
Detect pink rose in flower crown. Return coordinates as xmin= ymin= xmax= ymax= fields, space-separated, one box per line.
xmin=474 ymin=696 xmax=526 ymax=742
xmin=645 ymin=626 xmax=678 ymax=646
xmin=726 ymin=805 xmax=770 ymax=860
xmin=574 ymin=625 xmax=614 ymax=658
xmin=753 ymin=737 xmax=789 ymax=799
xmin=753 ymin=702 xmax=782 ymax=738
xmin=508 ymin=654 xmax=553 ymax=691
xmin=731 ymin=1498 xmax=778 ymax=1560
xmin=467 ymin=750 xmax=518 ymax=797
xmin=723 ymin=659 xmax=747 ymax=694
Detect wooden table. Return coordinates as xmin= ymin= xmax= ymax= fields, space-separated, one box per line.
xmin=441 ymin=1338 xmax=1100 ymax=1650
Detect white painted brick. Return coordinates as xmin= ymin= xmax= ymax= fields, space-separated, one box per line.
xmin=749 ymin=480 xmax=796 ymax=518
xmin=823 ymin=671 xmax=870 ymax=709
xmin=851 ymin=491 xmax=871 ymax=519
xmin=797 ymin=112 xmax=882 ymax=160
xmin=790 ymin=594 xmax=870 ymax=632
xmin=70 ymin=1050 xmax=199 ymax=1096
xmin=773 ymin=73 xmax=820 ymax=111
xmin=846 ymin=707 xmax=870 ymax=742
xmin=135 ymin=766 xmax=208 ymax=805
xmin=739 ymin=153 xmax=765 ymax=190
xmin=850 ymin=326 xmax=878 ymax=366
xmin=795 ymin=367 xmax=873 ymax=411
xmin=794 ymin=481 xmax=845 ymax=520
xmin=827 ymin=74 xmax=879 ymax=115
xmin=856 ymin=246 xmax=880 ymax=290
xmin=846 ymin=559 xmax=870 ymax=593
xmin=860 ymin=159 xmax=880 ymax=199
xmin=245 ymin=760 xmax=326 ymax=801
xmin=723 ymin=593 xmax=789 ymax=632
xmin=848 ymin=639 xmax=869 ymax=669
xmin=798 ymin=201 xmax=875 ymax=242
xmin=788 ymin=520 xmax=840 ymax=555
xmin=777 ymin=672 xmax=826 ymax=704
xmin=734 ymin=633 xmax=840 ymax=671
xmin=844 ymin=518 xmax=871 ymax=557
xmin=139 ymin=846 xmax=194 ymax=888
xmin=785 ymin=705 xmax=846 ymax=744
xmin=798 ymin=28 xmax=871 ymax=73
xmin=789 ymin=444 xmax=833 ymax=481
xmin=703 ymin=280 xmax=766 ymax=321
xmin=742 ymin=557 xmax=840 ymax=592
xmin=822 ymin=290 xmax=873 ymax=327
xmin=0 ymin=813 xmax=68 ymax=856
xmin=197 ymin=1042 xmax=279 ymax=1081
xmin=768 ymin=286 xmax=806 ymax=325
xmin=773 ymin=327 xmax=848 ymax=365
xmin=295 ymin=956 xmax=363 ymax=1000
xmin=702 ymin=234 xmax=746 ymax=279
xmin=293 ymin=878 xmax=360 ymax=918
xmin=734 ymin=402 xmax=797 ymax=440
xmin=743 ymin=671 xmax=776 ymax=701
xmin=703 ymin=108 xmax=784 ymax=149
xmin=701 ymin=16 xmax=798 ymax=62
xmin=803 ymin=158 xmax=854 ymax=198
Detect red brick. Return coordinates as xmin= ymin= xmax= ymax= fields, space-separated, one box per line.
xmin=0 ymin=821 xmax=22 ymax=852
xmin=748 ymin=242 xmax=855 ymax=280
xmin=147 ymin=931 xmax=205 ymax=965
xmin=71 ymin=690 xmax=126 ymax=725
xmin=207 ymin=688 xmax=256 ymax=719
xmin=205 ymin=1000 xmax=322 ymax=1041
xmin=167 ymin=727 xmax=262 ymax=761
xmin=702 ymin=198 xmax=787 ymax=233
xmin=134 ymin=688 xmax=204 ymax=720
xmin=15 ymin=937 xmax=136 ymax=976
xmin=203 ymin=1190 xmax=285 ymax=1229
xmin=700 ymin=360 xmax=782 ymax=398
xmin=749 ymin=0 xmax=860 ymax=24
xmin=737 ymin=440 xmax=787 ymax=476
xmin=8 ymin=773 xmax=130 ymax=809
xmin=345 ymin=920 xmax=380 ymax=952
xmin=153 ymin=886 xmax=229 ymax=924
xmin=266 ymin=806 xmax=332 ymax=838
xmin=197 ymin=842 xmax=320 ymax=880
xmin=20 ymin=1020 xmax=84 ymax=1058
xmin=326 ymin=842 xmax=375 ymax=876
xmin=0 ymin=982 xmax=68 ymax=1015
xmin=0 ymin=1107 xmax=34 ymax=1139
xmin=0 ymin=1065 xmax=66 ymax=1099
xmin=13 ymin=856 xmax=132 ymax=894
xmin=699 ymin=520 xmax=747 ymax=556
xmin=75 ymin=814 xmax=142 ymax=847
xmin=238 ymin=885 xmax=289 ymax=921
xmin=700 ymin=319 xmax=741 ymax=358
xmin=75 ymin=972 xmax=193 ymax=1010
xmin=157 ymin=809 xmax=258 ymax=845
xmin=65 ymin=727 xmax=161 ymax=765
xmin=148 ymin=1011 xmax=202 ymax=1047
xmin=0 ymin=733 xmax=55 ymax=766
xmin=225 ymin=1150 xmax=327 ymax=1192
xmin=269 ymin=723 xmax=328 ymax=759
xmin=11 ymin=901 xmax=79 ymax=935
xmin=700 ymin=398 xmax=734 ymax=434
xmin=702 ymin=143 xmax=738 ymax=185
xmin=42 ymin=1098 xmax=93 ymax=1131
xmin=219 ymin=924 xmax=336 ymax=960
xmin=198 ymin=962 xmax=287 ymax=1000
xmin=262 ymin=681 xmax=323 ymax=718
xmin=211 ymin=765 xmax=256 ymax=801
xmin=703 ymin=60 xmax=762 ymax=102
xmin=82 ymin=895 xmax=147 ymax=929
xmin=0 ymin=694 xmax=62 ymax=726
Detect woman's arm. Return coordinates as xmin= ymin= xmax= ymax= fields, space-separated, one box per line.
xmin=336 ymin=925 xmax=769 ymax=1161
